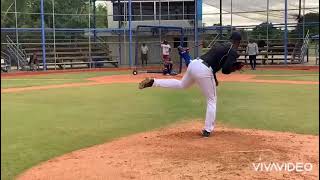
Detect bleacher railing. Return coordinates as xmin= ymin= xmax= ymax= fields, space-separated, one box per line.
xmin=299 ymin=30 xmax=310 ymax=64
xmin=6 ymin=35 xmax=29 ymax=70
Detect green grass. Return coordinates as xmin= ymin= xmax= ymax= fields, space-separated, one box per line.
xmin=218 ymin=82 xmax=318 ymax=134
xmin=254 ymin=74 xmax=319 ymax=81
xmin=1 ymin=71 xmax=130 ymax=89
xmin=1 ymin=82 xmax=318 ymax=180
xmin=239 ymin=69 xmax=319 ymax=75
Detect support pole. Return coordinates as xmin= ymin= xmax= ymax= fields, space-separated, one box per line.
xmin=284 ymin=0 xmax=288 ymax=64
xmin=159 ymin=0 xmax=161 ymax=26
xmin=302 ymin=0 xmax=306 ymax=64
xmin=14 ymin=0 xmax=18 ymax=44
xmin=93 ymin=0 xmax=96 ymax=42
xmin=52 ymin=0 xmax=56 ymax=70
xmin=230 ymin=0 xmax=232 ymax=33
xmin=219 ymin=0 xmax=222 ymax=38
xmin=298 ymin=0 xmax=302 ymax=39
xmin=129 ymin=0 xmax=133 ymax=67
xmin=40 ymin=0 xmax=47 ymax=70
xmin=14 ymin=0 xmax=19 ymax=70
xmin=159 ymin=0 xmax=162 ymax=49
xmin=118 ymin=0 xmax=122 ymax=65
xmin=88 ymin=0 xmax=92 ymax=68
xmin=298 ymin=0 xmax=301 ymax=19
xmin=123 ymin=2 xmax=127 ymax=66
xmin=302 ymin=0 xmax=305 ymax=38
xmin=266 ymin=0 xmax=269 ymax=62
xmin=194 ymin=0 xmax=199 ymax=57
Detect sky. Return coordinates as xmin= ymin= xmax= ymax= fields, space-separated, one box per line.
xmin=97 ymin=0 xmax=319 ymax=26
xmin=202 ymin=0 xmax=319 ymax=26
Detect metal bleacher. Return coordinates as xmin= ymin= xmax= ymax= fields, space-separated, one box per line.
xmin=2 ymin=32 xmax=118 ymax=70
xmin=237 ymin=42 xmax=298 ymax=65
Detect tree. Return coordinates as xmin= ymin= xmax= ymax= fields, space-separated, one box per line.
xmin=1 ymin=0 xmax=41 ymax=28
xmin=296 ymin=13 xmax=319 ymax=36
xmin=251 ymin=22 xmax=283 ymax=40
xmin=1 ymin=0 xmax=18 ymax=28
xmin=92 ymin=4 xmax=108 ymax=28
xmin=1 ymin=0 xmax=109 ymax=29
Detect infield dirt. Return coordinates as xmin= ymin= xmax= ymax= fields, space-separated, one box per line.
xmin=17 ymin=121 xmax=318 ymax=180
xmin=2 ymin=72 xmax=318 ymax=93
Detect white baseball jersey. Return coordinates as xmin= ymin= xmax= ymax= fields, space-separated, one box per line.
xmin=246 ymin=43 xmax=259 ymax=55
xmin=161 ymin=44 xmax=171 ymax=55
xmin=141 ymin=45 xmax=149 ymax=54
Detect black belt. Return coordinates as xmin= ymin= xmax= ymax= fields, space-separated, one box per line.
xmin=202 ymin=60 xmax=215 ymax=73
xmin=202 ymin=60 xmax=210 ymax=68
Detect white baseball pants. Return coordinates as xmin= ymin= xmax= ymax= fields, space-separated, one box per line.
xmin=153 ymin=59 xmax=217 ymax=132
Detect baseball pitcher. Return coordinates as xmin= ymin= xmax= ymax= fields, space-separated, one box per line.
xmin=139 ymin=32 xmax=245 ymax=137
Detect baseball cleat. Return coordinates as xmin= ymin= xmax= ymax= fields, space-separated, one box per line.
xmin=201 ymin=129 xmax=211 ymax=138
xmin=139 ymin=78 xmax=154 ymax=89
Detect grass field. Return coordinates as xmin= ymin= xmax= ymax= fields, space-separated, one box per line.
xmin=254 ymin=74 xmax=319 ymax=81
xmin=1 ymin=70 xmax=319 ymax=180
xmin=240 ymin=69 xmax=319 ymax=75
xmin=2 ymin=69 xmax=318 ymax=89
xmin=1 ymin=71 xmax=129 ymax=89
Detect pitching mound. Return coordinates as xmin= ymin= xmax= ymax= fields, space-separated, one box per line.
xmin=17 ymin=121 xmax=318 ymax=180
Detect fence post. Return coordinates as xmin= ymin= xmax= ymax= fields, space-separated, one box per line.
xmin=129 ymin=0 xmax=133 ymax=67
xmin=40 ymin=0 xmax=47 ymax=70
xmin=284 ymin=0 xmax=288 ymax=64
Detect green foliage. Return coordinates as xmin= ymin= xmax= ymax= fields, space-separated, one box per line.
xmin=289 ymin=13 xmax=319 ymax=39
xmin=52 ymin=0 xmax=90 ymax=28
xmin=1 ymin=0 xmax=108 ymax=28
xmin=250 ymin=22 xmax=283 ymax=40
xmin=298 ymin=13 xmax=319 ymax=36
xmin=94 ymin=4 xmax=108 ymax=28
xmin=1 ymin=0 xmax=15 ymax=27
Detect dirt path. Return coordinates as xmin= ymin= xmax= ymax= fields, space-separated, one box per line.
xmin=1 ymin=65 xmax=318 ymax=78
xmin=17 ymin=121 xmax=319 ymax=180
xmin=1 ymin=73 xmax=318 ymax=93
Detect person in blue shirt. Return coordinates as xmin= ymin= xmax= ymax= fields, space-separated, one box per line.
xmin=177 ymin=46 xmax=192 ymax=67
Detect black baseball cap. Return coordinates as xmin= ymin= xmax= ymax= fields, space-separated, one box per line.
xmin=230 ymin=32 xmax=242 ymax=41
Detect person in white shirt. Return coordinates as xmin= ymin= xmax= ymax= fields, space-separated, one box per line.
xmin=160 ymin=40 xmax=172 ymax=75
xmin=141 ymin=43 xmax=149 ymax=67
xmin=246 ymin=40 xmax=259 ymax=70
